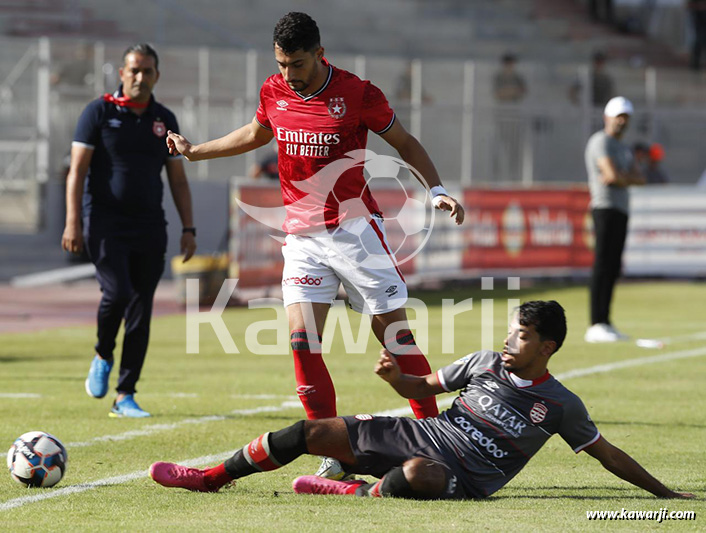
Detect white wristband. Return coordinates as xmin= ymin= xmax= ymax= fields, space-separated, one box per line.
xmin=430 ymin=185 xmax=448 ymax=197
xmin=430 ymin=186 xmax=448 ymax=207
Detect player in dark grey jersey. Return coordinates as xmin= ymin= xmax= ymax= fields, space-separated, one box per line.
xmin=149 ymin=301 xmax=694 ymax=500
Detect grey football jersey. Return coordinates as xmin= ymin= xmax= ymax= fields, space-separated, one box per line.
xmin=417 ymin=351 xmax=600 ymax=497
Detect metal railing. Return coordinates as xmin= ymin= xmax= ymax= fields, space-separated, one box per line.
xmin=1 ymin=36 xmax=705 ymax=230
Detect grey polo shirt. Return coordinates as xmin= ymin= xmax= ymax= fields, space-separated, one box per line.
xmin=585 ymin=130 xmax=633 ymax=215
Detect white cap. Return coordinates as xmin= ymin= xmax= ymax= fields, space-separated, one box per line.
xmin=604 ymin=96 xmax=634 ymax=117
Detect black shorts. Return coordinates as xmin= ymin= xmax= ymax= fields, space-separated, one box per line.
xmin=341 ymin=415 xmax=468 ymax=499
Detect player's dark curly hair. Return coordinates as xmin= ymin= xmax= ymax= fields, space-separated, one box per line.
xmin=122 ymin=43 xmax=159 ymax=70
xmin=273 ymin=12 xmax=321 ymax=54
xmin=519 ymin=300 xmax=567 ymax=353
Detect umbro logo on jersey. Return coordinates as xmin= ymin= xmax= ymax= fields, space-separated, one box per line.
xmin=385 ymin=285 xmax=398 ymax=297
xmin=453 ymin=354 xmax=473 ymax=365
xmin=276 ymin=100 xmax=289 ymax=111
xmin=108 ymin=118 xmax=121 ymax=128
xmin=481 ymin=380 xmax=500 ymax=392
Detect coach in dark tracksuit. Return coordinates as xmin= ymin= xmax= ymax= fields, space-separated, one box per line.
xmin=62 ymin=43 xmax=196 ymax=418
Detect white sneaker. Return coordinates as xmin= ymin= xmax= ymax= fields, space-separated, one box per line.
xmin=584 ymin=323 xmax=620 ymax=343
xmin=605 ymin=324 xmax=629 ymax=341
xmin=315 ymin=457 xmax=355 ymax=481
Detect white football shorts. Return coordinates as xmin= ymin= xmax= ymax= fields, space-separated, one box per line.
xmin=281 ymin=216 xmax=408 ymax=315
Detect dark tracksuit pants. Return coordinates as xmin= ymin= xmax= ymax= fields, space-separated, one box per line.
xmin=590 ymin=208 xmax=628 ymax=326
xmin=85 ymin=219 xmax=166 ymax=394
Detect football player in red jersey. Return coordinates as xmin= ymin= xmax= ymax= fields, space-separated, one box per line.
xmin=166 ymin=12 xmax=464 ymax=479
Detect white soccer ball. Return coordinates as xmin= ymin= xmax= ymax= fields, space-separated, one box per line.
xmin=7 ymin=431 xmax=68 ymax=488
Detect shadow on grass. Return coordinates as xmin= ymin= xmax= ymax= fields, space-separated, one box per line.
xmin=0 ymin=354 xmax=87 ymax=364
xmin=490 ymin=486 xmax=659 ymax=501
xmin=594 ymin=419 xmax=706 ymax=430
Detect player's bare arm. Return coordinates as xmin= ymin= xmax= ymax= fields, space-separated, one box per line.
xmin=165 ymin=157 xmax=197 ymax=262
xmin=584 ymin=436 xmax=695 ymax=499
xmin=380 ymin=120 xmax=465 ymax=225
xmin=375 ymin=349 xmax=445 ymax=399
xmin=166 ymin=117 xmax=274 ymax=161
xmin=61 ymin=144 xmax=93 ymax=254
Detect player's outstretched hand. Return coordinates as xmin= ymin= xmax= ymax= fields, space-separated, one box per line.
xmin=375 ymin=349 xmax=401 ymax=383
xmin=434 ymin=195 xmax=465 ymax=225
xmin=669 ymin=491 xmax=696 ymax=499
xmin=166 ymin=130 xmax=193 ymax=158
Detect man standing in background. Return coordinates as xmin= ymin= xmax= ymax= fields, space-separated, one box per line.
xmin=584 ymin=96 xmax=644 ymax=344
xmin=62 ymin=43 xmax=197 ymax=417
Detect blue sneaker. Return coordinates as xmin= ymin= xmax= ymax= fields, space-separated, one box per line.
xmin=85 ymin=355 xmax=113 ymax=398
xmin=109 ymin=394 xmax=151 ymax=418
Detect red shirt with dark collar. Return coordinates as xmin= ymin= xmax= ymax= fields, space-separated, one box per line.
xmin=256 ymin=59 xmax=396 ymax=234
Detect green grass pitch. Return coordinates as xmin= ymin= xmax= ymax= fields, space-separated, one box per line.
xmin=1 ymin=281 xmax=704 ymax=531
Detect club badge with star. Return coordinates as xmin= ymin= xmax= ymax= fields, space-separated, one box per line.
xmin=327 ymin=97 xmax=346 ymax=119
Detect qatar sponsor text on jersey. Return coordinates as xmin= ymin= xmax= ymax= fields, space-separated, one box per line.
xmin=419 ymin=351 xmax=600 ymax=497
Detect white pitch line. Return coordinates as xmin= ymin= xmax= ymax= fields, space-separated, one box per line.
xmin=3 ymin=345 xmax=706 ymax=512
xmin=656 ymin=331 xmax=706 ymax=345
xmin=10 ymin=263 xmax=96 ymax=288
xmin=66 ymin=401 xmax=302 ymax=448
xmin=554 ymin=346 xmax=706 ymax=381
xmin=0 ymin=393 xmax=42 ymax=398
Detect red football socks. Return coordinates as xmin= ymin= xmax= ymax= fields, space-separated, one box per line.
xmin=385 ymin=332 xmax=439 ymax=419
xmin=203 ymin=463 xmax=234 ymax=490
xmin=291 ymin=330 xmax=336 ymax=419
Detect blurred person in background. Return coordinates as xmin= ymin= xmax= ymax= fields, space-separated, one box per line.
xmin=634 ymin=142 xmax=670 ymax=185
xmin=61 ymin=43 xmax=197 ymax=418
xmin=492 ymin=53 xmax=527 ymax=103
xmin=51 ymin=42 xmax=94 ymax=94
xmin=249 ymin=142 xmax=279 ymax=180
xmin=688 ymin=0 xmax=706 ymax=70
xmin=589 ymin=0 xmax=615 ymax=24
xmin=569 ymin=52 xmax=615 ymax=108
xmin=393 ymin=61 xmax=432 ymax=103
xmin=492 ymin=53 xmax=527 ymax=183
xmin=584 ymin=97 xmax=645 ymax=344
xmin=632 ymin=142 xmax=650 ymax=171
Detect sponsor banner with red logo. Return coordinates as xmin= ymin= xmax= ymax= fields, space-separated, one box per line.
xmin=230 ymin=183 xmax=706 ymax=288
xmin=461 ymin=189 xmax=593 ymax=271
